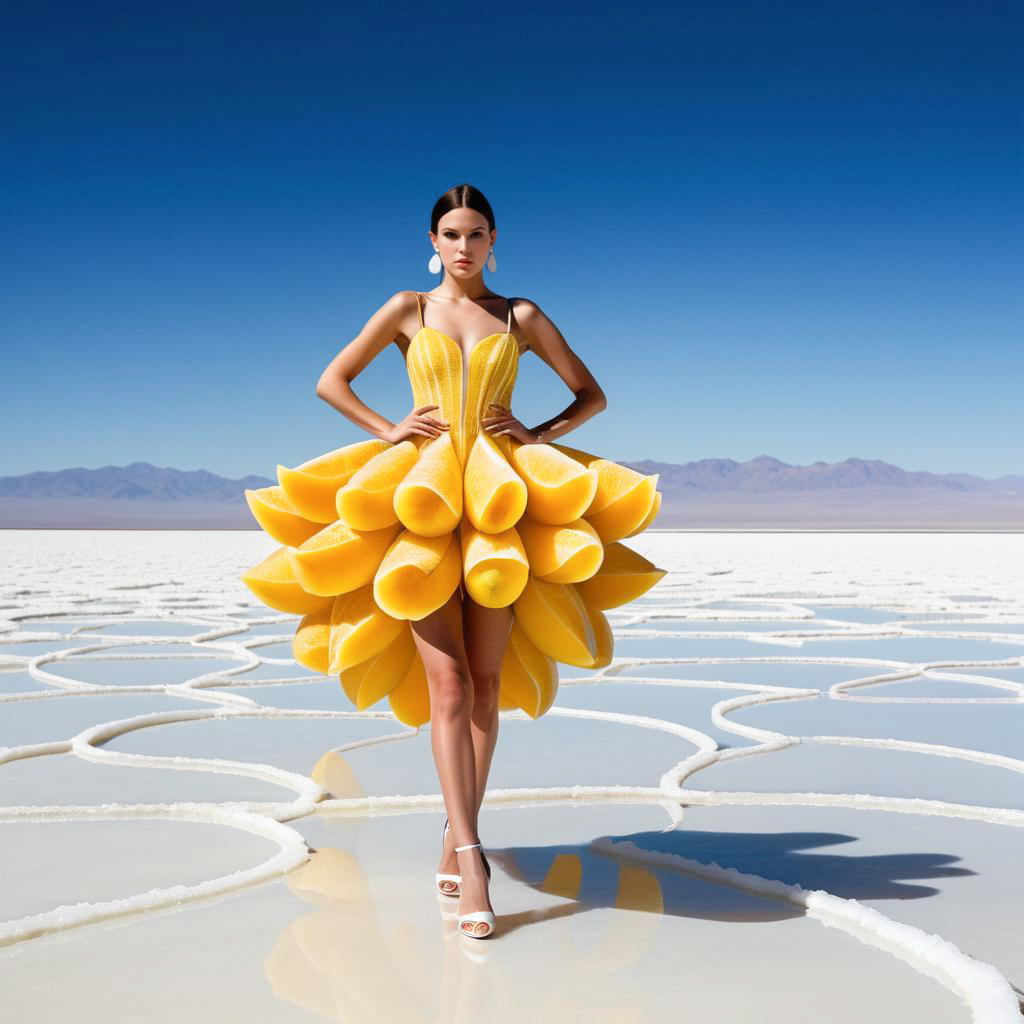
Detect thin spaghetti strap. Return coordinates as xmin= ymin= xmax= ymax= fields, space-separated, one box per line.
xmin=505 ymin=297 xmax=513 ymax=334
xmin=413 ymin=291 xmax=424 ymax=329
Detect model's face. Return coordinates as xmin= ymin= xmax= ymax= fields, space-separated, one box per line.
xmin=431 ymin=210 xmax=494 ymax=277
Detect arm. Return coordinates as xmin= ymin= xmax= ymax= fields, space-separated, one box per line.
xmin=511 ymin=299 xmax=607 ymax=445
xmin=315 ymin=291 xmax=445 ymax=443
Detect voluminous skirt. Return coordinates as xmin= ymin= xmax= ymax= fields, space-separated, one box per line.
xmin=240 ymin=430 xmax=666 ymax=727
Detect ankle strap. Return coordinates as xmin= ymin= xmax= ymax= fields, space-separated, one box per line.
xmin=454 ymin=842 xmax=481 ymax=852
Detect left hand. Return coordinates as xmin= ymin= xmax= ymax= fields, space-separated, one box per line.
xmin=481 ymin=403 xmax=540 ymax=444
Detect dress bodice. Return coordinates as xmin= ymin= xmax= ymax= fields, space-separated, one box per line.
xmin=406 ymin=295 xmax=519 ymax=467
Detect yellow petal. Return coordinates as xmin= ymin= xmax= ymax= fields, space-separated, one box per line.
xmin=278 ymin=440 xmax=392 ymax=523
xmin=336 ymin=441 xmax=420 ymax=531
xmin=582 ymin=599 xmax=614 ymax=669
xmin=551 ymin=443 xmax=662 ymax=532
xmin=388 ymin=651 xmax=431 ymax=727
xmin=293 ymin=605 xmax=332 ymax=673
xmin=574 ymin=541 xmax=668 ymax=610
xmin=288 ymin=520 xmax=401 ymax=596
xmin=464 ymin=430 xmax=528 ymax=533
xmin=508 ymin=441 xmax=598 ymax=525
xmin=515 ymin=514 xmax=604 ymax=583
xmin=244 ymin=486 xmax=323 ymax=547
xmin=327 ymin=585 xmax=406 ymax=674
xmin=585 ymin=473 xmax=660 ymax=543
xmin=498 ymin=621 xmax=559 ymax=718
xmin=512 ymin=575 xmax=597 ymax=667
xmin=340 ymin=625 xmax=417 ymax=710
xmin=623 ymin=488 xmax=663 ymax=537
xmin=393 ymin=431 xmax=463 ymax=536
xmin=372 ymin=529 xmax=462 ymax=620
xmin=547 ymin=440 xmax=600 ymax=466
xmin=460 ymin=522 xmax=529 ymax=608
xmin=240 ymin=546 xmax=333 ymax=614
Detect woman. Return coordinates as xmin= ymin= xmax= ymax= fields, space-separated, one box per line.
xmin=241 ymin=184 xmax=666 ymax=940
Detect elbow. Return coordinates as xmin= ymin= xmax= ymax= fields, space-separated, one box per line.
xmin=577 ymin=386 xmax=606 ymax=412
xmin=317 ymin=372 xmax=352 ymax=400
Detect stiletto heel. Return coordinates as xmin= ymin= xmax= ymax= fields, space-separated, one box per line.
xmin=436 ymin=817 xmax=490 ymax=896
xmin=435 ymin=817 xmax=460 ymax=897
xmin=454 ymin=842 xmax=495 ymax=939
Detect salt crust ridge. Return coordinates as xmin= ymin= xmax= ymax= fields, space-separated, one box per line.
xmin=1 ymin=543 xmax=1023 ymax=1020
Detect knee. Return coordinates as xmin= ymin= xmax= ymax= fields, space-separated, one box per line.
xmin=430 ymin=667 xmax=473 ymax=720
xmin=470 ymin=669 xmax=501 ymax=715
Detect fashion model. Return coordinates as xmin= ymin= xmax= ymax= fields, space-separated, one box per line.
xmin=241 ymin=184 xmax=666 ymax=940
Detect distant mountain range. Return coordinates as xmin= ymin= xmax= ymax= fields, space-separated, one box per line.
xmin=0 ymin=456 xmax=1021 ymax=530
xmin=629 ymin=454 xmax=1024 ymax=494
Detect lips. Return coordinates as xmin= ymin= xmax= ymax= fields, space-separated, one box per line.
xmin=455 ymin=260 xmax=472 ymax=265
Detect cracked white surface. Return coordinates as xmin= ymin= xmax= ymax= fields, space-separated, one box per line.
xmin=1 ymin=529 xmax=1023 ymax=1021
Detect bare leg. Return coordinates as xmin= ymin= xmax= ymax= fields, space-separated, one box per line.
xmin=412 ymin=587 xmax=493 ymax=933
xmin=464 ymin=594 xmax=513 ymax=807
xmin=436 ymin=594 xmax=513 ymax=879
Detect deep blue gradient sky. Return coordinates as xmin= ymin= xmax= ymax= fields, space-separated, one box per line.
xmin=3 ymin=1 xmax=1021 ymax=479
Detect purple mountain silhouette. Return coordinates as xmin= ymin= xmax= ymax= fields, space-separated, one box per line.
xmin=0 ymin=456 xmax=1020 ymax=529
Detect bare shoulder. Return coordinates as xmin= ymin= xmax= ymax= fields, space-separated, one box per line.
xmin=382 ymin=289 xmax=422 ymax=319
xmin=508 ymin=297 xmax=561 ymax=355
xmin=370 ymin=290 xmax=423 ymax=346
xmin=507 ymin=296 xmax=544 ymax=323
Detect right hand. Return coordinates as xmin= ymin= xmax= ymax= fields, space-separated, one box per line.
xmin=382 ymin=404 xmax=450 ymax=443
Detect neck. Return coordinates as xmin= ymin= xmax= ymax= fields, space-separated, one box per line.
xmin=434 ymin=274 xmax=496 ymax=302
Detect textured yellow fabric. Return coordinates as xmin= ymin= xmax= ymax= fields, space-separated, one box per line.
xmin=406 ymin=328 xmax=519 ymax=468
xmin=241 ymin=295 xmax=667 ymax=725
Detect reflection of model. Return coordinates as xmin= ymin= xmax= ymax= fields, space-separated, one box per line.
xmin=242 ymin=184 xmax=665 ymax=940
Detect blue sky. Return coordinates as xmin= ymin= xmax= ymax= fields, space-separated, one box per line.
xmin=3 ymin=1 xmax=1021 ymax=479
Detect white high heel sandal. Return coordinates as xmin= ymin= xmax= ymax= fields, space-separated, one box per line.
xmin=436 ymin=817 xmax=491 ymax=897
xmin=454 ymin=842 xmax=495 ymax=939
xmin=435 ymin=819 xmax=460 ymax=897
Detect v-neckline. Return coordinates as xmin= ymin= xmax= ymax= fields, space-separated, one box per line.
xmin=411 ymin=326 xmax=512 ymax=366
xmin=414 ymin=291 xmax=515 ymax=365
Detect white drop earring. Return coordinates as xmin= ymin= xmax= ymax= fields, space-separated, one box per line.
xmin=428 ymin=250 xmax=442 ymax=274
xmin=486 ymin=247 xmax=497 ymax=272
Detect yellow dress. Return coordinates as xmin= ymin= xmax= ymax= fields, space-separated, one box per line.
xmin=240 ymin=292 xmax=667 ymax=726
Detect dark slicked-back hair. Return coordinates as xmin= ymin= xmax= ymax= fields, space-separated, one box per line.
xmin=430 ymin=184 xmax=496 ymax=234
